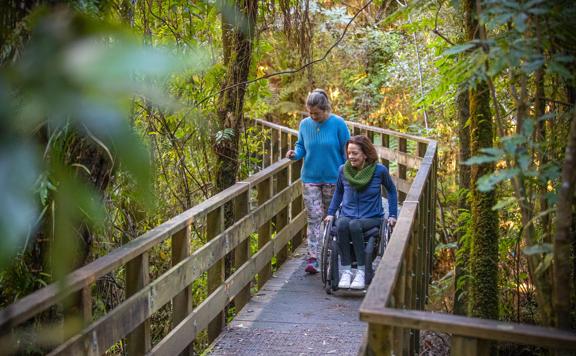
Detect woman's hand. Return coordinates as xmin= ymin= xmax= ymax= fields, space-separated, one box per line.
xmin=285 ymin=150 xmax=296 ymax=159
xmin=324 ymin=215 xmax=334 ymax=224
xmin=388 ymin=217 xmax=397 ymax=227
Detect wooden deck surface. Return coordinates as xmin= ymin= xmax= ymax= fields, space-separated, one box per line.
xmin=208 ymin=246 xmax=367 ymax=355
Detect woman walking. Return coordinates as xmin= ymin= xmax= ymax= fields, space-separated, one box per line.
xmin=286 ymin=89 xmax=350 ymax=274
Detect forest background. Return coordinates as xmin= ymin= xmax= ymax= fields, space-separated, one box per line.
xmin=1 ymin=0 xmax=575 ymax=354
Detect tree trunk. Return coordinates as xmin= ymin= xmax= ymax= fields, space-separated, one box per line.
xmin=553 ymin=97 xmax=576 ymax=330
xmin=465 ymin=0 xmax=499 ymax=320
xmin=214 ymin=0 xmax=258 ymax=196
xmin=454 ymin=85 xmax=470 ymax=316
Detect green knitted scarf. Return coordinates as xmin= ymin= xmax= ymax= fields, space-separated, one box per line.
xmin=344 ymin=161 xmax=376 ymax=191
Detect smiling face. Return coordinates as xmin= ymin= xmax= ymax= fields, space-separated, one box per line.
xmin=347 ymin=143 xmax=367 ymax=168
xmin=307 ymin=105 xmax=329 ymax=123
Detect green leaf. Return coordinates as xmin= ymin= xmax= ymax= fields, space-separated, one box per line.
xmin=514 ymin=13 xmax=528 ymax=32
xmin=517 ymin=153 xmax=530 ymax=171
xmin=477 ymin=168 xmax=520 ymax=192
xmin=464 ymin=155 xmax=500 ymax=165
xmin=443 ymin=43 xmax=476 ymax=56
xmin=523 ymin=243 xmax=553 ymax=255
xmin=492 ymin=197 xmax=516 ymax=211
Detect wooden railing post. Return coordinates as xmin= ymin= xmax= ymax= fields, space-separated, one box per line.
xmin=451 ymin=336 xmax=491 ymax=356
xmin=171 ymin=226 xmax=192 ymax=355
xmin=257 ymin=177 xmax=273 ymax=288
xmin=398 ymin=137 xmax=408 ymax=202
xmin=381 ymin=133 xmax=390 ymax=168
xmin=233 ymin=188 xmax=251 ymax=312
xmin=126 ymin=252 xmax=151 ymax=355
xmin=263 ymin=128 xmax=271 ymax=168
xmin=366 ymin=323 xmax=393 ymax=355
xmin=290 ymin=158 xmax=304 ymax=252
xmin=207 ymin=206 xmax=225 ymax=342
xmin=272 ymin=129 xmax=280 ymax=164
xmin=276 ymin=166 xmax=289 ymax=265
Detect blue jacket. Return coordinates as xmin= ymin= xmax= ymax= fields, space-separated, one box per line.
xmin=327 ymin=163 xmax=398 ymax=219
xmin=291 ymin=114 xmax=350 ymax=184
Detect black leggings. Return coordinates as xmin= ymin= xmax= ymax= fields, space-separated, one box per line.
xmin=336 ymin=216 xmax=382 ymax=267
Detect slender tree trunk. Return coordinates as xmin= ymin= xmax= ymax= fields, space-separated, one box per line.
xmin=454 ymin=85 xmax=470 ymax=316
xmin=214 ymin=0 xmax=258 ymax=198
xmin=465 ymin=0 xmax=499 ymax=320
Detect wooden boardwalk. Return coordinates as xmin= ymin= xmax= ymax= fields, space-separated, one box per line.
xmin=208 ymin=246 xmax=367 ymax=355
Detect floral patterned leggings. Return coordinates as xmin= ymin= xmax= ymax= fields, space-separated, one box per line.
xmin=303 ymin=183 xmax=336 ymax=259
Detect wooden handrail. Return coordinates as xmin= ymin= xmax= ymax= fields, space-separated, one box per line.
xmin=360 ymin=308 xmax=576 ymax=350
xmin=4 ymin=118 xmax=572 ymax=355
xmin=0 ymin=142 xmax=306 ymax=355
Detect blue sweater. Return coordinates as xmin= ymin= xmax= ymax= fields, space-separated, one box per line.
xmin=292 ymin=114 xmax=350 ymax=184
xmin=328 ymin=163 xmax=398 ymax=219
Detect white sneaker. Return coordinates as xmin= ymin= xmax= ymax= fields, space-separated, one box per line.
xmin=338 ymin=270 xmax=353 ymax=289
xmin=350 ymin=269 xmax=365 ymax=290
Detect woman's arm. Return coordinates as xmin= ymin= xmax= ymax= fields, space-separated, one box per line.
xmin=292 ymin=124 xmax=306 ymax=160
xmin=327 ymin=168 xmax=345 ymax=216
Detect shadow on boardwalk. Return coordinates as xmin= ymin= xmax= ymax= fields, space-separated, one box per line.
xmin=209 ymin=246 xmax=367 ymax=355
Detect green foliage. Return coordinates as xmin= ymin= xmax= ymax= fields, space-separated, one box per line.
xmin=0 ymin=8 xmax=208 ymax=274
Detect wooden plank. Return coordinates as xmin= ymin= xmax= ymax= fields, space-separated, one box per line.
xmin=380 ymin=133 xmax=390 ymax=168
xmin=345 ymin=121 xmax=432 ymax=144
xmin=451 ymin=336 xmax=490 ymax=356
xmin=0 ymin=160 xmax=294 ymax=332
xmin=207 ymin=206 xmax=225 ymax=342
xmin=398 ymin=138 xmax=407 ymax=202
xmin=375 ymin=146 xmax=422 ymax=170
xmin=252 ymin=118 xmax=298 ymax=136
xmin=290 ymin=159 xmax=304 ymax=251
xmin=364 ymin=323 xmax=393 ymax=355
xmin=361 ymin=202 xmax=418 ymax=312
xmin=49 ymin=183 xmax=303 ymax=355
xmin=125 ymin=252 xmax=151 ymax=355
xmin=275 ymin=166 xmax=289 ymax=265
xmin=271 ymin=129 xmax=280 ymax=163
xmin=360 ymin=308 xmax=576 ymax=351
xmin=171 ymin=226 xmax=192 ymax=355
xmin=149 ymin=213 xmax=306 ymax=355
xmin=257 ymin=177 xmax=272 ymax=289
xmin=233 ymin=189 xmax=251 ymax=313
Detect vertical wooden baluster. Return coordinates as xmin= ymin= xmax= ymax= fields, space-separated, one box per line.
xmin=451 ymin=336 xmax=491 ymax=356
xmin=233 ymin=188 xmax=251 ymax=312
xmin=290 ymin=155 xmax=304 ymax=251
xmin=257 ymin=177 xmax=272 ymax=288
xmin=276 ymin=166 xmax=289 ymax=265
xmin=264 ymin=128 xmax=271 ymax=168
xmin=126 ymin=252 xmax=151 ymax=355
xmin=272 ymin=129 xmax=280 ymax=164
xmin=207 ymin=206 xmax=225 ymax=342
xmin=381 ymin=134 xmax=390 ymax=168
xmin=172 ymin=225 xmax=192 ymax=355
xmin=398 ymin=137 xmax=408 ymax=202
xmin=280 ymin=131 xmax=289 ymax=161
xmin=366 ymin=323 xmax=393 ymax=356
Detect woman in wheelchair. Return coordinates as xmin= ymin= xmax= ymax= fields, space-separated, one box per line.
xmin=324 ymin=135 xmax=398 ymax=290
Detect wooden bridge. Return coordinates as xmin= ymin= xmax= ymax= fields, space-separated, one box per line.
xmin=1 ymin=120 xmax=576 ymax=355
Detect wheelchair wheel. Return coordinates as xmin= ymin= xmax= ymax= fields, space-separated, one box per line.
xmin=320 ymin=221 xmax=331 ymax=287
xmin=329 ymin=238 xmax=340 ymax=292
xmin=378 ymin=221 xmax=391 ymax=257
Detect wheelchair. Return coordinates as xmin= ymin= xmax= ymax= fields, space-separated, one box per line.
xmin=320 ymin=212 xmax=392 ymax=294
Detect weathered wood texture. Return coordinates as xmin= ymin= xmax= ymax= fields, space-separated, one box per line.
xmin=0 ymin=130 xmax=306 ymax=354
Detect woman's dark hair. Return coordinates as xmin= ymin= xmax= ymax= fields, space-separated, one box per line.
xmin=306 ymin=88 xmax=331 ymax=112
xmin=346 ymin=135 xmax=378 ymax=164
